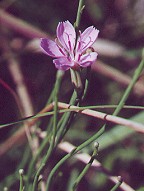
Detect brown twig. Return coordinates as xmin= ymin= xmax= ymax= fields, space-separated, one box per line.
xmin=1 ymin=36 xmax=38 ymax=152
xmin=92 ymin=38 xmax=126 ymax=57
xmin=0 ymin=8 xmax=49 ymax=39
xmin=92 ymin=61 xmax=144 ymax=96
xmin=57 ymin=102 xmax=144 ymax=133
xmin=0 ymin=100 xmax=144 ymax=157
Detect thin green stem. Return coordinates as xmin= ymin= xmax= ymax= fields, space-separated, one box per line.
xmin=1 ymin=104 xmax=144 ymax=129
xmin=45 ymin=49 xmax=144 ymax=191
xmin=74 ymin=0 xmax=85 ymax=29
xmin=25 ymin=76 xmax=59 ymax=190
xmin=110 ymin=176 xmax=123 ymax=191
xmin=113 ymin=49 xmax=144 ymax=116
xmin=25 ymin=134 xmax=50 ymax=189
xmin=25 ymin=87 xmax=55 ymax=189
xmin=51 ymin=71 xmax=64 ymax=150
xmin=19 ymin=169 xmax=24 ymax=191
xmin=56 ymin=91 xmax=78 ymax=145
xmin=45 ymin=126 xmax=105 ymax=191
xmin=32 ymin=71 xmax=64 ymax=191
xmin=0 ymin=146 xmax=30 ymax=190
xmin=72 ymin=143 xmax=99 ymax=191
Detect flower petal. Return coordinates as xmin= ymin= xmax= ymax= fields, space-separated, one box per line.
xmin=76 ymin=27 xmax=99 ymax=53
xmin=53 ymin=57 xmax=74 ymax=71
xmin=56 ymin=21 xmax=76 ymax=53
xmin=78 ymin=52 xmax=98 ymax=67
xmin=40 ymin=38 xmax=65 ymax=58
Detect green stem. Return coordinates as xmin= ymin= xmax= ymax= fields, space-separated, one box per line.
xmin=32 ymin=71 xmax=64 ymax=191
xmin=72 ymin=143 xmax=99 ymax=191
xmin=45 ymin=48 xmax=144 ymax=191
xmin=19 ymin=169 xmax=24 ymax=191
xmin=113 ymin=49 xmax=144 ymax=116
xmin=70 ymin=69 xmax=83 ymax=98
xmin=74 ymin=0 xmax=85 ymax=29
xmin=25 ymin=134 xmax=50 ymax=189
xmin=26 ymin=93 xmax=55 ymax=189
xmin=25 ymin=83 xmax=57 ymax=190
xmin=1 ymin=104 xmax=144 ymax=129
xmin=56 ymin=91 xmax=78 ymax=145
xmin=0 ymin=146 xmax=30 ymax=190
xmin=52 ymin=71 xmax=64 ymax=149
xmin=45 ymin=126 xmax=105 ymax=191
xmin=110 ymin=176 xmax=123 ymax=191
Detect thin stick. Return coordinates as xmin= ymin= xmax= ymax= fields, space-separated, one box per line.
xmin=57 ymin=102 xmax=144 ymax=133
xmin=1 ymin=38 xmax=38 ymax=155
xmin=0 ymin=8 xmax=48 ymax=38
xmin=92 ymin=60 xmax=144 ymax=96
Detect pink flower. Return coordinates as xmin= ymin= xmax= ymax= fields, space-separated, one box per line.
xmin=40 ymin=21 xmax=99 ymax=71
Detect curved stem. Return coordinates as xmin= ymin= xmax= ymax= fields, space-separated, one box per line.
xmin=45 ymin=125 xmax=105 ymax=191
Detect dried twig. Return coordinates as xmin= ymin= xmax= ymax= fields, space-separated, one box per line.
xmin=1 ymin=36 xmax=39 ymax=154
xmin=0 ymin=8 xmax=48 ymax=38
xmin=92 ymin=61 xmax=144 ymax=96
xmin=0 ymin=100 xmax=144 ymax=156
xmin=57 ymin=102 xmax=144 ymax=133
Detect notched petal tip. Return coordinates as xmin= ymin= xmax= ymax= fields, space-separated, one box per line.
xmin=56 ymin=20 xmax=76 ymax=53
xmin=76 ymin=26 xmax=99 ymax=53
